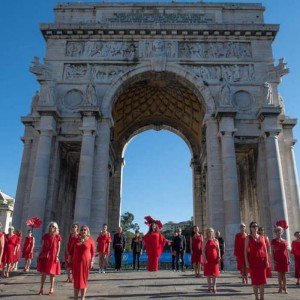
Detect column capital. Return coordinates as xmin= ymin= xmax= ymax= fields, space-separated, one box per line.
xmin=215 ymin=107 xmax=237 ymax=120
xmin=284 ymin=138 xmax=297 ymax=147
xmin=263 ymin=129 xmax=281 ymax=138
xmin=21 ymin=136 xmax=34 ymax=144
xmin=36 ymin=106 xmax=61 ymax=120
xmin=218 ymin=129 xmax=237 ymax=138
xmin=257 ymin=106 xmax=282 ymax=121
xmin=36 ymin=115 xmax=57 ymax=136
xmin=79 ymin=106 xmax=101 ymax=119
xmin=190 ymin=158 xmax=201 ymax=174
xmin=100 ymin=116 xmax=114 ymax=128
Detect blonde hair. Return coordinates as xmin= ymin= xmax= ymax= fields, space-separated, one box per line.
xmin=48 ymin=221 xmax=59 ymax=234
xmin=206 ymin=227 xmax=215 ymax=239
xmin=274 ymin=226 xmax=283 ymax=234
xmin=80 ymin=225 xmax=91 ymax=237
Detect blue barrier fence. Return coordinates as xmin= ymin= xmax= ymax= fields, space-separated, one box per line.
xmin=109 ymin=251 xmax=192 ymax=265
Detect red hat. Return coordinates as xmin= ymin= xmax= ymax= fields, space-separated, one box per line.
xmin=144 ymin=215 xmax=163 ymax=230
xmin=275 ymin=219 xmax=288 ymax=230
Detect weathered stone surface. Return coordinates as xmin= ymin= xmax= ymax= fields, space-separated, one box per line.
xmin=13 ymin=2 xmax=300 ymax=268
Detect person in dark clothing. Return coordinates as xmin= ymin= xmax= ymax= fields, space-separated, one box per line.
xmin=113 ymin=227 xmax=126 ymax=271
xmin=215 ymin=230 xmax=225 ymax=272
xmin=170 ymin=231 xmax=178 ymax=271
xmin=173 ymin=228 xmax=186 ymax=271
xmin=131 ymin=230 xmax=143 ymax=270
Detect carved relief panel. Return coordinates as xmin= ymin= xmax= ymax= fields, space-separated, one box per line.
xmin=63 ymin=64 xmax=130 ymax=83
xmin=66 ymin=41 xmax=138 ymax=60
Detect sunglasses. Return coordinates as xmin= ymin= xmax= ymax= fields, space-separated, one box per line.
xmin=49 ymin=225 xmax=56 ymax=228
xmin=251 ymin=225 xmax=258 ymax=228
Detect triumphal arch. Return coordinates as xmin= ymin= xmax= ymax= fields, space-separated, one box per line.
xmin=13 ymin=2 xmax=300 ymax=266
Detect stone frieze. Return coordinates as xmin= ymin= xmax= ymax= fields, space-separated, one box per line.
xmin=186 ymin=64 xmax=255 ymax=82
xmin=65 ymin=41 xmax=252 ymax=60
xmin=179 ymin=42 xmax=252 ymax=59
xmin=63 ymin=63 xmax=129 ymax=82
xmin=66 ymin=41 xmax=138 ymax=60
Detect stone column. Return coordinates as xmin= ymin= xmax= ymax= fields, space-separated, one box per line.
xmin=258 ymin=107 xmax=290 ymax=242
xmin=217 ymin=111 xmax=241 ymax=269
xmin=90 ymin=117 xmax=112 ymax=237
xmin=263 ymin=130 xmax=290 ymax=241
xmin=28 ymin=114 xmax=57 ymax=247
xmin=108 ymin=157 xmax=125 ymax=235
xmin=191 ymin=159 xmax=203 ymax=228
xmin=205 ymin=116 xmax=224 ymax=230
xmin=74 ymin=111 xmax=98 ymax=225
xmin=13 ymin=133 xmax=33 ymax=231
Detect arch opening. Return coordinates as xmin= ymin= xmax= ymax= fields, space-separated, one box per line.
xmin=107 ymin=71 xmax=206 ymax=233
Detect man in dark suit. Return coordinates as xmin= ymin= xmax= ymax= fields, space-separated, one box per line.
xmin=172 ymin=228 xmax=186 ymax=272
xmin=113 ymin=226 xmax=126 ymax=271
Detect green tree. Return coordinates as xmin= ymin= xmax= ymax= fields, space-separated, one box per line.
xmin=120 ymin=212 xmax=140 ymax=251
xmin=121 ymin=211 xmax=139 ymax=232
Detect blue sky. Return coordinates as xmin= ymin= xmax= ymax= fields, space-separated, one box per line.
xmin=0 ymin=0 xmax=299 ymax=233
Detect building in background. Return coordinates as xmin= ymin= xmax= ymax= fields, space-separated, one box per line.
xmin=162 ymin=221 xmax=191 ymax=232
xmin=0 ymin=190 xmax=14 ymax=233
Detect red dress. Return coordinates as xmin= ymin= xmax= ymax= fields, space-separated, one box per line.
xmin=271 ymin=239 xmax=289 ymax=273
xmin=234 ymin=232 xmax=247 ymax=271
xmin=70 ymin=237 xmax=95 ymax=289
xmin=191 ymin=234 xmax=203 ymax=264
xmin=65 ymin=234 xmax=78 ymax=270
xmin=97 ymin=232 xmax=111 ymax=254
xmin=0 ymin=232 xmax=4 ymax=268
xmin=143 ymin=232 xmax=165 ymax=271
xmin=37 ymin=233 xmax=61 ymax=275
xmin=2 ymin=234 xmax=18 ymax=264
xmin=291 ymin=240 xmax=300 ymax=278
xmin=264 ymin=236 xmax=272 ymax=278
xmin=247 ymin=235 xmax=267 ymax=285
xmin=22 ymin=237 xmax=34 ymax=259
xmin=203 ymin=239 xmax=220 ymax=277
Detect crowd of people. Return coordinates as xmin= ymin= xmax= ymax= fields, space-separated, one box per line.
xmin=0 ymin=219 xmax=299 ymax=300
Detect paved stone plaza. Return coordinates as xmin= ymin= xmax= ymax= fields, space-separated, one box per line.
xmin=0 ymin=269 xmax=299 ymax=299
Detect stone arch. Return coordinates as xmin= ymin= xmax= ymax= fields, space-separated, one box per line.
xmin=111 ymin=71 xmax=206 ymax=160
xmin=101 ymin=63 xmax=216 ymax=118
xmin=121 ymin=124 xmax=196 ymax=159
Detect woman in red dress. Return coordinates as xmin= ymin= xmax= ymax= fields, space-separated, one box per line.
xmin=143 ymin=222 xmax=165 ymax=271
xmin=96 ymin=223 xmax=111 ymax=274
xmin=291 ymin=231 xmax=300 ymax=285
xmin=234 ymin=223 xmax=248 ymax=284
xmin=65 ymin=223 xmax=79 ymax=282
xmin=190 ymin=225 xmax=203 ymax=278
xmin=2 ymin=226 xmax=18 ymax=278
xmin=37 ymin=221 xmax=61 ymax=295
xmin=202 ymin=227 xmax=220 ymax=293
xmin=271 ymin=226 xmax=290 ymax=293
xmin=22 ymin=229 xmax=35 ymax=272
xmin=245 ymin=221 xmax=269 ymax=300
xmin=69 ymin=225 xmax=95 ymax=300
xmin=12 ymin=230 xmax=22 ymax=271
xmin=0 ymin=222 xmax=5 ymax=271
xmin=258 ymin=227 xmax=272 ymax=278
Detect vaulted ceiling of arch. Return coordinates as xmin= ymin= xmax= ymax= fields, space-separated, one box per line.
xmin=112 ymin=76 xmax=205 ymax=154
